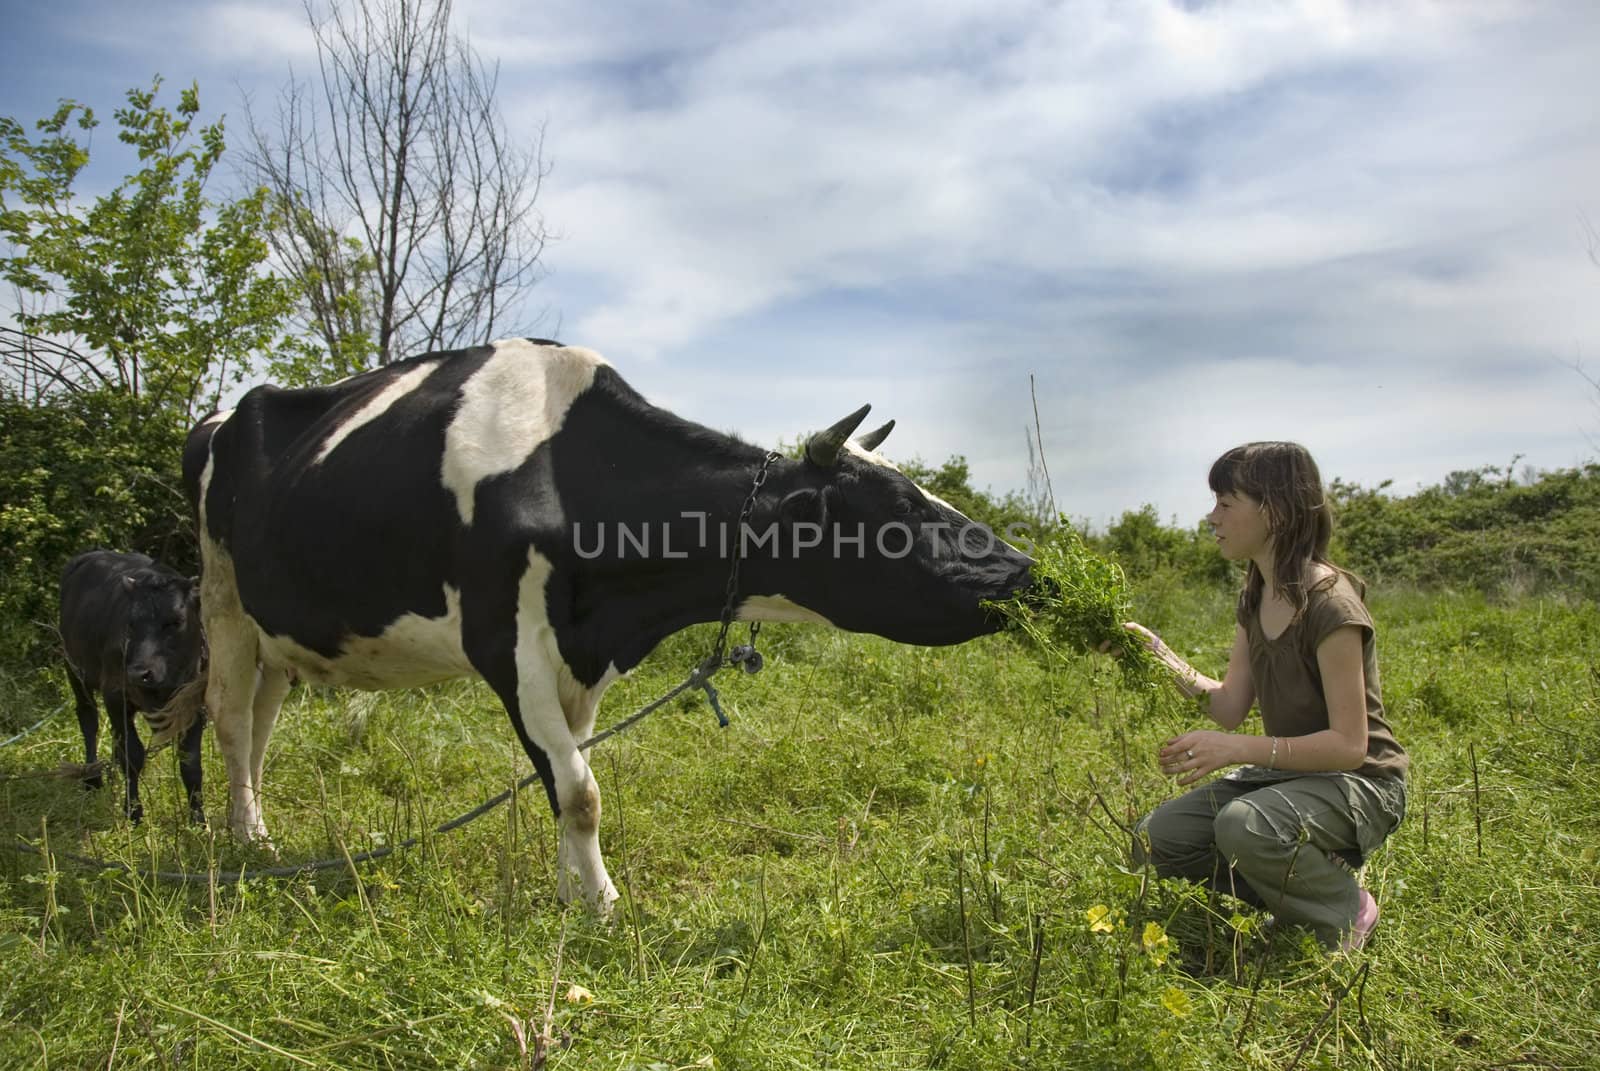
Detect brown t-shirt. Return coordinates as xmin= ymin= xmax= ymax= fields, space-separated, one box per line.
xmin=1237 ymin=573 xmax=1409 ymax=781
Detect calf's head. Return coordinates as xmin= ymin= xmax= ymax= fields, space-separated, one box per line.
xmin=121 ymin=571 xmax=203 ymax=709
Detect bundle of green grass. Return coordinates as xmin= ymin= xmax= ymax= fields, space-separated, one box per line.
xmin=988 ymin=523 xmax=1161 ymax=690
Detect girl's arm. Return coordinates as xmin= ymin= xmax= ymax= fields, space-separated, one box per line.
xmin=1164 ymin=625 xmax=1370 ymax=784
xmin=1285 ymin=625 xmax=1369 ymax=771
xmin=1125 ymin=622 xmax=1256 ymax=730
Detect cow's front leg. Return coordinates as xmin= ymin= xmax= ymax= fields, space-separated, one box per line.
xmin=68 ymin=669 xmax=103 ymax=791
xmin=470 ymin=666 xmax=617 ymax=914
xmin=177 ymin=715 xmax=207 ymax=826
xmin=550 ymin=750 xmax=615 ymax=911
xmin=467 ymin=554 xmax=619 ymax=914
xmin=506 ymin=678 xmax=617 ymax=914
xmin=491 ymin=685 xmax=616 ymax=913
xmin=554 ymin=670 xmax=622 ymax=909
xmin=104 ymin=689 xmax=146 ymax=823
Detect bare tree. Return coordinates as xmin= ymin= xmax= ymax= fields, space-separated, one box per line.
xmin=245 ymin=0 xmax=549 ymax=373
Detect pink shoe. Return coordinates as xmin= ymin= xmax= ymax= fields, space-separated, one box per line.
xmin=1339 ymin=889 xmax=1379 ymax=952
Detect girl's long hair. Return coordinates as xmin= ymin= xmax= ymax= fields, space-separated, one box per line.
xmin=1208 ymin=441 xmax=1360 ymax=619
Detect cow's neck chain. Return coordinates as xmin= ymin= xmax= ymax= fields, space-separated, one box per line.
xmin=580 ymin=449 xmax=782 ymax=748
xmin=712 ymin=450 xmax=783 ymax=663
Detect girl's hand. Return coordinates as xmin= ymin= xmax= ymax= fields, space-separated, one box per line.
xmin=1158 ymin=730 xmax=1239 ymax=786
xmin=1116 ymin=622 xmax=1192 ymax=678
xmin=1098 ymin=621 xmax=1160 ymax=657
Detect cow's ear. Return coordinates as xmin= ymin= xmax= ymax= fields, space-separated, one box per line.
xmin=779 ymin=489 xmax=825 ymax=525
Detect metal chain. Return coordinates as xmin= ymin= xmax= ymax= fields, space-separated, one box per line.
xmin=683 ymin=449 xmax=781 ymax=727
xmin=711 ymin=450 xmax=782 ymax=658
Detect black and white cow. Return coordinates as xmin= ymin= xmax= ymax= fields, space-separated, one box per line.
xmin=183 ymin=338 xmax=1033 ymax=910
xmin=59 ymin=550 xmax=207 ymax=824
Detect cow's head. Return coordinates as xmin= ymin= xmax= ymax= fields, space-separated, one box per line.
xmin=747 ymin=405 xmax=1035 ymax=646
xmin=120 ymin=570 xmax=204 ymax=710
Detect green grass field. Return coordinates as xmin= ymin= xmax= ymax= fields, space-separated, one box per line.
xmin=3 ymin=584 xmax=1598 ymax=1069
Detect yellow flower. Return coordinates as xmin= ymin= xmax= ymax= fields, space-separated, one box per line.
xmin=1142 ymin=921 xmax=1171 ymax=966
xmin=564 ymin=984 xmax=596 ymax=1005
xmin=1086 ymin=904 xmax=1116 ymax=934
xmin=1160 ymin=986 xmax=1193 ymax=1018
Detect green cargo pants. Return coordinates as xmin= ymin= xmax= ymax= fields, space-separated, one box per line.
xmin=1133 ymin=770 xmax=1406 ymax=945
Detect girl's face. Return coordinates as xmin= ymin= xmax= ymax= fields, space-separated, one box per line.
xmin=1206 ymin=490 xmax=1271 ymax=562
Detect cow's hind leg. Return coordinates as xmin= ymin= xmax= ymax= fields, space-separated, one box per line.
xmin=68 ymin=669 xmax=102 ymax=790
xmin=204 ymin=611 xmax=268 ymax=844
xmin=248 ymin=668 xmax=292 ymax=798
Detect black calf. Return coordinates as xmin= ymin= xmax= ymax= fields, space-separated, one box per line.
xmin=59 ymin=550 xmax=207 ymax=823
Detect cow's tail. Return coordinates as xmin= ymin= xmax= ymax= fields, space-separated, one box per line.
xmin=144 ymin=668 xmax=207 ymax=752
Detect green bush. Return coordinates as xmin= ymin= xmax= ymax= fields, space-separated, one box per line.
xmin=0 ymin=389 xmax=192 ymax=670
xmin=1096 ymin=505 xmax=1236 ymax=591
xmin=1 ymin=79 xmax=296 ymax=680
xmin=1332 ymin=464 xmax=1600 ymax=596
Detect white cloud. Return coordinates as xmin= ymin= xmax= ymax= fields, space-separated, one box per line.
xmin=6 ymin=0 xmax=1597 ymax=525
xmin=188 ymin=3 xmax=319 ymax=68
xmin=505 ymin=0 xmax=1598 ymax=371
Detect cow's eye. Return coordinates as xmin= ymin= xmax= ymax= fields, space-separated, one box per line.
xmin=892 ymin=497 xmax=914 ymax=517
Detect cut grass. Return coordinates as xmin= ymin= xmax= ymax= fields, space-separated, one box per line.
xmin=1 ymin=587 xmax=1598 ymax=1068
xmin=987 ymin=522 xmax=1162 ymax=691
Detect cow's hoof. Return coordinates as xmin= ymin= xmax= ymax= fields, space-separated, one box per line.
xmin=227 ymin=811 xmax=274 ymax=850
xmin=596 ymin=888 xmax=621 ymax=921
xmin=238 ymin=834 xmax=280 ymax=860
xmin=82 ymin=774 xmax=103 ymax=791
xmin=189 ymin=808 xmax=209 ymax=829
xmin=584 ymin=882 xmax=621 ymax=920
xmin=556 ymin=872 xmax=620 ymax=919
xmin=124 ymin=804 xmax=145 ymax=825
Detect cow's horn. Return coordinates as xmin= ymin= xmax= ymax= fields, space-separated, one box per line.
xmin=805 ymin=404 xmax=872 ymax=467
xmin=856 ymin=419 xmax=895 ymax=452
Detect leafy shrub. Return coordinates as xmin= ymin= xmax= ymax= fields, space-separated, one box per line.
xmin=0 ymin=80 xmax=294 ymax=676
xmin=1331 ymin=464 xmax=1600 ymax=596
xmin=0 ymin=389 xmax=193 ymax=669
xmin=1097 ymin=505 xmax=1236 ymax=591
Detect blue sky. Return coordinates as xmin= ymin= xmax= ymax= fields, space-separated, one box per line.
xmin=3 ymin=0 xmax=1598 ymax=529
